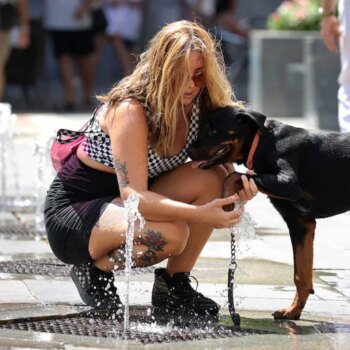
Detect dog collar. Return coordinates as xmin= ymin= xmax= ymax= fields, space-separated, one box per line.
xmin=245 ymin=130 xmax=261 ymax=170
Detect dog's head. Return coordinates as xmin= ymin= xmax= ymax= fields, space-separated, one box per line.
xmin=188 ymin=106 xmax=266 ymax=169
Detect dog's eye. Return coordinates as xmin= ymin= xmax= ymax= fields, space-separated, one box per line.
xmin=208 ymin=129 xmax=217 ymax=136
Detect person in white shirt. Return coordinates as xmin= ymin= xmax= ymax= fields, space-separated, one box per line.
xmin=321 ymin=0 xmax=350 ymax=132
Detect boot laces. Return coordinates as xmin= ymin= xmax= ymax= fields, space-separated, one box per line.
xmin=189 ymin=275 xmax=199 ymax=291
xmin=174 ymin=273 xmax=199 ymax=295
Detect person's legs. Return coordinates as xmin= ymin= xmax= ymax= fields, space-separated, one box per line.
xmin=150 ymin=163 xmax=227 ymax=275
xmin=0 ymin=30 xmax=11 ymax=101
xmin=51 ymin=31 xmax=76 ymax=108
xmin=91 ymin=33 xmax=106 ymax=83
xmin=76 ymin=55 xmax=94 ymax=107
xmin=72 ymin=181 xmax=190 ymax=310
xmin=57 ymin=54 xmax=76 ymax=107
xmin=338 ymin=0 xmax=350 ymax=132
xmin=110 ymin=35 xmax=133 ymax=75
xmin=338 ymin=84 xmax=350 ymax=131
xmin=89 ymin=198 xmax=190 ymax=272
xmin=88 ymin=163 xmax=226 ymax=272
xmin=72 ymin=162 xmax=227 ymax=311
xmin=149 ymin=163 xmax=227 ymax=315
xmin=72 ymin=31 xmax=95 ymax=107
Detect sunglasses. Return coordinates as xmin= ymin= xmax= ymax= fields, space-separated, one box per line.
xmin=191 ymin=73 xmax=205 ymax=88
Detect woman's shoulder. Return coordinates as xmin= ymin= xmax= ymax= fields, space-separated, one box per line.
xmin=104 ymin=98 xmax=148 ymax=128
xmin=107 ymin=98 xmax=145 ymax=115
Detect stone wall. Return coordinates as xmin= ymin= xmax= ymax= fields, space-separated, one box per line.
xmin=249 ymin=30 xmax=340 ymax=131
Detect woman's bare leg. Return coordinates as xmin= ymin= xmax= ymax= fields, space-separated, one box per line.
xmin=88 ymin=198 xmax=189 ymax=272
xmin=149 ymin=163 xmax=227 ymax=276
xmin=88 ymin=163 xmax=226 ymax=274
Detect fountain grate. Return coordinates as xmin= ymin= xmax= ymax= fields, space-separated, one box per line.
xmin=0 ymin=223 xmax=36 ymax=237
xmin=315 ymin=323 xmax=350 ymax=334
xmin=0 ymin=311 xmax=271 ymax=344
xmin=0 ymin=258 xmax=155 ymax=277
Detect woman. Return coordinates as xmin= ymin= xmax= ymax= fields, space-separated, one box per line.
xmin=44 ymin=20 xmax=258 ymax=317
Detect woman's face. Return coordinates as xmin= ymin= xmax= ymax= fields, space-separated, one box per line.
xmin=182 ymin=51 xmax=205 ymax=107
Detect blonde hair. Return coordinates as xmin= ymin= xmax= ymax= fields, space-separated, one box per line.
xmin=98 ymin=20 xmax=243 ymax=153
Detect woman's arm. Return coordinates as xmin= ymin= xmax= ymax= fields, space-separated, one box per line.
xmin=16 ymin=0 xmax=30 ymax=49
xmin=106 ymin=99 xmax=245 ymax=228
xmin=321 ymin=0 xmax=340 ymax=53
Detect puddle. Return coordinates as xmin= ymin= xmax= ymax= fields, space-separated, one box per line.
xmin=238 ymin=317 xmax=318 ymax=335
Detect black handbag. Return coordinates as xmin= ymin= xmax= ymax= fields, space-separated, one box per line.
xmin=0 ymin=3 xmax=18 ymax=30
xmin=92 ymin=8 xmax=107 ymax=33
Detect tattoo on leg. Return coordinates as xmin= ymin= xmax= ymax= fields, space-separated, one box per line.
xmin=138 ymin=229 xmax=168 ymax=264
xmin=108 ymin=249 xmax=126 ymax=270
xmin=113 ymin=156 xmax=129 ymax=187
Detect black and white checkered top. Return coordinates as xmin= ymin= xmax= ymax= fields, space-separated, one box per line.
xmin=82 ymin=99 xmax=200 ymax=179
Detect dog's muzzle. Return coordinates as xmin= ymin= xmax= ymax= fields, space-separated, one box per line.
xmin=191 ymin=144 xmax=233 ymax=169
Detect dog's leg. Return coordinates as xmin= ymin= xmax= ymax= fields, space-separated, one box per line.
xmin=273 ymin=218 xmax=316 ymax=320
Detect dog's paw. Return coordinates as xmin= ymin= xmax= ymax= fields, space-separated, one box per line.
xmin=272 ymin=307 xmax=301 ymax=320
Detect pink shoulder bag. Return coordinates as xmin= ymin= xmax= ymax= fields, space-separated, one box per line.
xmin=50 ymin=105 xmax=102 ymax=172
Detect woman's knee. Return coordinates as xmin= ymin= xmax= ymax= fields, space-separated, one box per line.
xmin=167 ymin=221 xmax=189 ymax=257
xmin=195 ymin=165 xmax=227 ymax=199
xmin=208 ymin=165 xmax=227 ymax=187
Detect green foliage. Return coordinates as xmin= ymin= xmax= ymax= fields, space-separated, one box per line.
xmin=267 ymin=0 xmax=321 ymax=31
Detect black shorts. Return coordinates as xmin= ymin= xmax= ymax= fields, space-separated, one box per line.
xmin=44 ymin=154 xmax=119 ymax=264
xmin=50 ymin=30 xmax=94 ymax=58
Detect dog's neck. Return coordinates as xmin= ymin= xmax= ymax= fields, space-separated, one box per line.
xmin=241 ymin=128 xmax=261 ymax=169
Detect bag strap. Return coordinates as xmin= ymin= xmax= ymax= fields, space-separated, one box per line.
xmin=56 ymin=104 xmax=103 ymax=144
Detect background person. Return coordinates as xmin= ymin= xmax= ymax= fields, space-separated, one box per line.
xmin=180 ymin=0 xmax=216 ymax=28
xmin=0 ymin=0 xmax=29 ymax=101
xmin=44 ymin=0 xmax=94 ymax=111
xmin=214 ymin=0 xmax=249 ymax=100
xmin=320 ymin=0 xmax=350 ymax=132
xmin=214 ymin=0 xmax=249 ymax=66
xmin=103 ymin=0 xmax=143 ymax=75
xmin=44 ymin=20 xmax=258 ymax=316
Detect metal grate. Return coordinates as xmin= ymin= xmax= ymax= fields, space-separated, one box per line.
xmin=0 ymin=310 xmax=271 ymax=344
xmin=0 ymin=223 xmax=36 ymax=237
xmin=315 ymin=323 xmax=350 ymax=334
xmin=0 ymin=258 xmax=155 ymax=277
xmin=0 ymin=196 xmax=36 ymax=213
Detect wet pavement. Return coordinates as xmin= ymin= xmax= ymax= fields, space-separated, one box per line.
xmin=0 ymin=112 xmax=349 ymax=349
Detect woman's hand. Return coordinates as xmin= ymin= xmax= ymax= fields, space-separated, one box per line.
xmin=236 ymin=174 xmax=258 ymax=202
xmin=223 ymin=163 xmax=259 ymax=202
xmin=195 ymin=195 xmax=243 ymax=229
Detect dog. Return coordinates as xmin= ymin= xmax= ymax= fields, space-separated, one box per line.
xmin=187 ymin=106 xmax=350 ymax=320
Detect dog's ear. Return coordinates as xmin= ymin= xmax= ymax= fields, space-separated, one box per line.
xmin=236 ymin=109 xmax=266 ymax=130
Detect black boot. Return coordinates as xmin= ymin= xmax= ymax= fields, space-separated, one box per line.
xmin=151 ymin=268 xmax=220 ymax=316
xmin=70 ymin=263 xmax=122 ymax=309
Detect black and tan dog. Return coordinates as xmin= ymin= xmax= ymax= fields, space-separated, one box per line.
xmin=187 ymin=106 xmax=350 ymax=320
